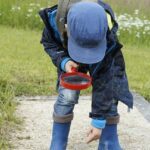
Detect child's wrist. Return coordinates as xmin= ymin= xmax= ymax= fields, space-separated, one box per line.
xmin=61 ymin=57 xmax=71 ymax=71
xmin=91 ymin=118 xmax=106 ymax=129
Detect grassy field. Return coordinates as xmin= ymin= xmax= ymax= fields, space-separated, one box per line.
xmin=105 ymin=0 xmax=150 ymax=18
xmin=0 ymin=0 xmax=150 ymax=149
xmin=0 ymin=81 xmax=20 ymax=149
xmin=0 ymin=26 xmax=57 ymax=96
xmin=0 ymin=0 xmax=149 ymax=47
xmin=0 ymin=0 xmax=55 ymax=30
xmin=123 ymin=46 xmax=150 ymax=100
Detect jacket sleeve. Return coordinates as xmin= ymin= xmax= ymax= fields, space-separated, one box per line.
xmin=89 ymin=48 xmax=133 ymax=119
xmin=89 ymin=46 xmax=121 ymax=119
xmin=90 ymin=63 xmax=114 ymax=119
xmin=40 ymin=27 xmax=69 ymax=69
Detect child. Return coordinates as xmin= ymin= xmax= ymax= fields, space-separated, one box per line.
xmin=39 ymin=1 xmax=133 ymax=150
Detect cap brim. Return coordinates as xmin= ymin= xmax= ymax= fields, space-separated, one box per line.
xmin=68 ymin=36 xmax=107 ymax=64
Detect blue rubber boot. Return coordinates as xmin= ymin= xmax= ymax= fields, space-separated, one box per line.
xmin=98 ymin=124 xmax=122 ymax=150
xmin=50 ymin=122 xmax=71 ymax=150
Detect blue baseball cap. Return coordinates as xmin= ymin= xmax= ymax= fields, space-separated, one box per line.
xmin=67 ymin=2 xmax=108 ymax=64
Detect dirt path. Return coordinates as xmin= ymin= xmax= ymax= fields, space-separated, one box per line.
xmin=10 ymin=94 xmax=150 ymax=150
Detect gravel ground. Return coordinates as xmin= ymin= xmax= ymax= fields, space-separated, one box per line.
xmin=10 ymin=95 xmax=150 ymax=150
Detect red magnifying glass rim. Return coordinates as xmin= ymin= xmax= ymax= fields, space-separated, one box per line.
xmin=60 ymin=71 xmax=92 ymax=90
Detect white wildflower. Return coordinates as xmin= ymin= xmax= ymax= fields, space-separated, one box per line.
xmin=27 ymin=14 xmax=31 ymax=17
xmin=11 ymin=6 xmax=21 ymax=11
xmin=134 ymin=9 xmax=139 ymax=15
xmin=17 ymin=6 xmax=21 ymax=10
xmin=11 ymin=7 xmax=15 ymax=11
xmin=136 ymin=32 xmax=140 ymax=38
xmin=144 ymin=26 xmax=150 ymax=31
xmin=28 ymin=9 xmax=33 ymax=13
xmin=29 ymin=3 xmax=35 ymax=6
xmin=40 ymin=7 xmax=44 ymax=10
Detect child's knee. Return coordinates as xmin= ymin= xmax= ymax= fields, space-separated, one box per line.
xmin=57 ymin=86 xmax=80 ymax=105
xmin=53 ymin=112 xmax=74 ymax=123
xmin=53 ymin=87 xmax=80 ymax=123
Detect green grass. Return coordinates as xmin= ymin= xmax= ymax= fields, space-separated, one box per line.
xmin=105 ymin=0 xmax=150 ymax=19
xmin=0 ymin=0 xmax=149 ymax=46
xmin=0 ymin=79 xmax=21 ymax=149
xmin=0 ymin=25 xmax=57 ymax=96
xmin=0 ymin=0 xmax=150 ymax=30
xmin=0 ymin=0 xmax=57 ymax=30
xmin=123 ymin=45 xmax=150 ymax=100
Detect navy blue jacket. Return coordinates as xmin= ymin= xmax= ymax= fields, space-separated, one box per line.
xmin=39 ymin=3 xmax=133 ymax=119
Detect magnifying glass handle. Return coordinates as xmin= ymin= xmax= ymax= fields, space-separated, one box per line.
xmin=71 ymin=67 xmax=78 ymax=72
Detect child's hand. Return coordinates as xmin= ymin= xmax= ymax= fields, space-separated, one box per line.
xmin=86 ymin=126 xmax=102 ymax=144
xmin=65 ymin=60 xmax=78 ymax=72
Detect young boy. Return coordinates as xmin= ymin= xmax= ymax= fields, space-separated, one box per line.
xmin=39 ymin=1 xmax=133 ymax=150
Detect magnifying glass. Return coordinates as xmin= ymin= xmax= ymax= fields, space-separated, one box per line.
xmin=60 ymin=67 xmax=92 ymax=90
